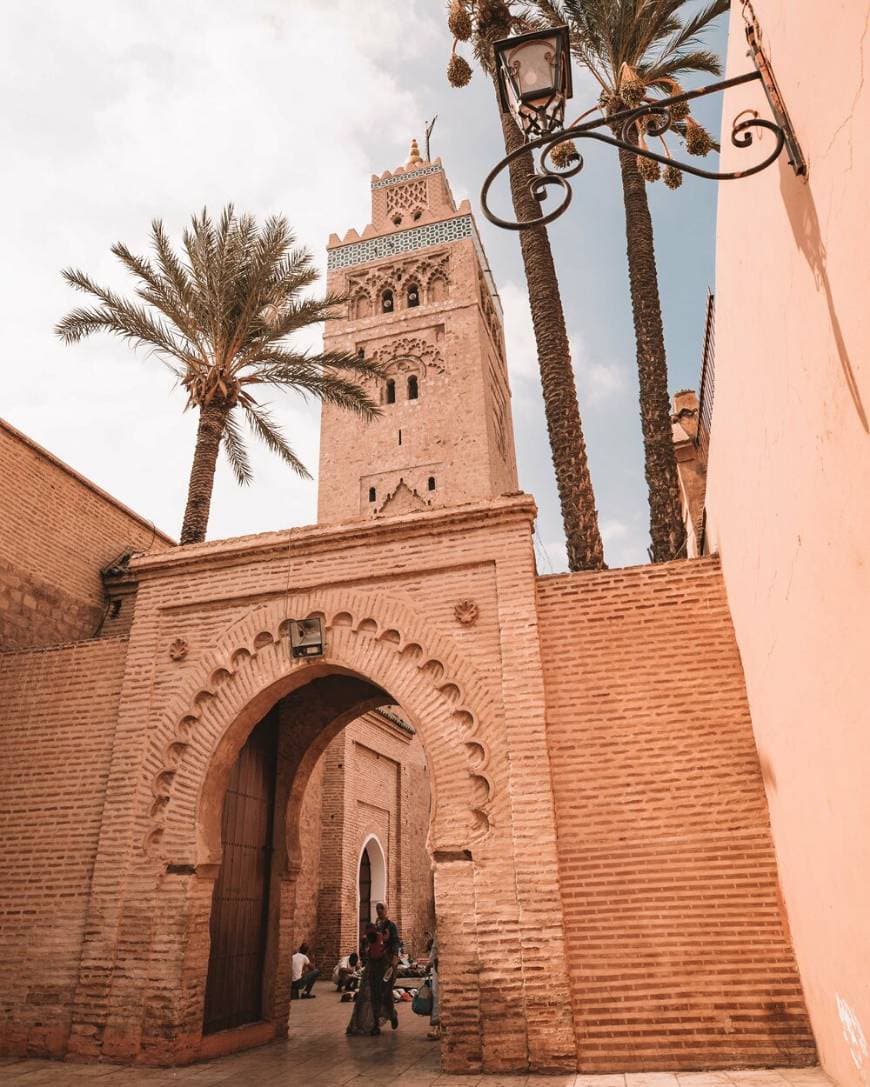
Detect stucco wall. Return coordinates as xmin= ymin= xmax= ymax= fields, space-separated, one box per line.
xmin=706 ymin=5 xmax=870 ymax=1086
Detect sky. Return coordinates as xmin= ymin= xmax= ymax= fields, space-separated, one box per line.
xmin=1 ymin=0 xmax=728 ymax=571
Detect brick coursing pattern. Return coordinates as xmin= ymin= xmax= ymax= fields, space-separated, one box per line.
xmin=0 ymin=492 xmax=816 ymax=1076
xmin=61 ymin=502 xmax=576 ymax=1073
xmin=0 ymin=637 xmax=128 ymax=1057
xmin=0 ymin=419 xmax=172 ymax=650
xmin=537 ymin=558 xmax=816 ymax=1071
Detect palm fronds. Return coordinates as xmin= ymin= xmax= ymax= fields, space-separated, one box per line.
xmin=529 ymin=0 xmax=729 ymax=176
xmin=56 ymin=205 xmax=382 ymax=539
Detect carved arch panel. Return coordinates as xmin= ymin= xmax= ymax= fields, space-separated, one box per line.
xmin=147 ymin=589 xmax=501 ymax=869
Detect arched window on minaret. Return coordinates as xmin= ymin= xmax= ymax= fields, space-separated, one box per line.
xmin=428 ymin=476 xmax=436 ymax=491
xmin=407 ymin=375 xmax=419 ymax=400
xmin=385 ymin=378 xmax=396 ymax=404
xmin=407 ymin=284 xmax=420 ymax=308
xmin=368 ymin=486 xmax=377 ymax=503
xmin=381 ymin=289 xmax=394 ymax=313
xmin=428 ymin=275 xmax=448 ymax=303
xmin=351 ymin=293 xmax=371 ymax=320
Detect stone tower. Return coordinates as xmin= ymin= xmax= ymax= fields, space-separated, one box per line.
xmin=317 ymin=140 xmax=518 ymax=523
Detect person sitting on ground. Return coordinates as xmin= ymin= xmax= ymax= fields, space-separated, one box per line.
xmin=291 ymin=942 xmax=320 ymax=999
xmin=396 ymin=943 xmax=412 ymax=974
xmin=332 ymin=951 xmax=360 ymax=992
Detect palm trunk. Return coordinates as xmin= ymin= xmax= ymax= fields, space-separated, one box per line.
xmin=180 ymin=397 xmax=231 ymax=544
xmin=616 ymin=145 xmax=686 ymax=563
xmin=497 ymin=99 xmax=605 ymax=572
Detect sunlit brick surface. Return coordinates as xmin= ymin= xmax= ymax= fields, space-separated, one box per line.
xmin=0 ymin=419 xmax=172 ymax=649
xmin=538 ymin=562 xmax=816 ymax=1070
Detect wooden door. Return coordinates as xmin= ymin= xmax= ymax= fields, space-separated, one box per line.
xmin=203 ymin=712 xmax=278 ymax=1034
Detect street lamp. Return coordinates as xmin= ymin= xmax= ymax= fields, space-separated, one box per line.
xmin=494 ymin=26 xmax=572 ymax=139
xmin=481 ymin=9 xmax=806 ymax=232
xmin=288 ymin=618 xmax=324 ymax=659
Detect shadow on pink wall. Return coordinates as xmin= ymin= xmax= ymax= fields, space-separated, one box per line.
xmin=779 ymin=157 xmax=868 ymax=432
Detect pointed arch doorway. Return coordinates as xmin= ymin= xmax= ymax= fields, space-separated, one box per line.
xmin=357 ymin=834 xmax=387 ymax=941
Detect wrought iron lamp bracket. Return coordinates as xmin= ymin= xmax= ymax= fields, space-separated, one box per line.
xmin=742 ymin=0 xmax=807 ymax=178
xmin=481 ymin=17 xmax=806 ymax=232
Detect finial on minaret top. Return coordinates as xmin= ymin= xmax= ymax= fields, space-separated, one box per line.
xmin=406 ymin=138 xmax=424 ymax=167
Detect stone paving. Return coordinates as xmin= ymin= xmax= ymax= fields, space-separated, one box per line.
xmin=0 ymin=994 xmax=836 ymax=1086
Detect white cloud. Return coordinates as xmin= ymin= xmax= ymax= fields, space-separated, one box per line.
xmin=536 ymin=537 xmax=569 ymax=575
xmin=0 ymin=0 xmax=441 ymax=540
xmin=570 ymin=334 xmax=629 ymax=406
xmin=600 ymin=518 xmax=629 ymax=543
xmin=500 ymin=281 xmax=540 ymax=385
xmin=501 ymin=281 xmax=627 ymax=409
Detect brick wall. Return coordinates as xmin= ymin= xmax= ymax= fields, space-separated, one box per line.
xmin=0 ymin=419 xmax=172 ymax=650
xmin=0 ymin=637 xmax=128 ymax=1056
xmin=537 ymin=558 xmax=816 ymax=1071
xmin=78 ymin=496 xmax=572 ymax=1071
xmin=2 ymin=497 xmax=810 ymax=1072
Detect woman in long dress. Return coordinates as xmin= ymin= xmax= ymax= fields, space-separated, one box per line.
xmin=345 ymin=966 xmax=376 ymax=1035
xmin=346 ymin=926 xmax=388 ymax=1036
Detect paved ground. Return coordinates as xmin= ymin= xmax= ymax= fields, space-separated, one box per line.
xmin=0 ymin=994 xmax=836 ymax=1086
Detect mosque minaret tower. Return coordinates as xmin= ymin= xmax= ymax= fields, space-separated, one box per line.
xmin=317 ymin=140 xmax=518 ymax=523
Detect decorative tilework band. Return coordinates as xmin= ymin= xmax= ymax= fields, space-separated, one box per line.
xmin=370 ymin=165 xmax=443 ymax=190
xmin=328 ymin=216 xmax=474 ymax=270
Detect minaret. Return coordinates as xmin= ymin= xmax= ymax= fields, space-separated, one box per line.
xmin=317 ymin=140 xmax=518 ymax=523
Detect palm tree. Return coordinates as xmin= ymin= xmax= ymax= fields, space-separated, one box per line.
xmin=56 ymin=206 xmax=382 ymax=544
xmin=528 ymin=0 xmax=728 ymax=562
xmin=447 ymin=0 xmax=606 ymax=572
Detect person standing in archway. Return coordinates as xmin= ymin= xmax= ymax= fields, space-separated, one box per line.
xmin=371 ymin=901 xmax=399 ymax=1034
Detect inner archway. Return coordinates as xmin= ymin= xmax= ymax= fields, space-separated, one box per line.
xmin=357 ymin=834 xmax=387 ymax=939
xmin=200 ymin=672 xmax=436 ymax=1054
xmin=359 ymin=847 xmax=371 ymax=940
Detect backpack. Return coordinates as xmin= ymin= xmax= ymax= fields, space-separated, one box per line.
xmin=412 ymin=979 xmax=433 ymax=1016
xmin=366 ymin=930 xmax=387 ymax=960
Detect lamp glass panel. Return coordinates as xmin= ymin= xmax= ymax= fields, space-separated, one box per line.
xmin=508 ymin=38 xmax=558 ymax=98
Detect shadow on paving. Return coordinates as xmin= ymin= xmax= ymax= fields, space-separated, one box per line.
xmin=0 ymin=996 xmax=836 ymax=1087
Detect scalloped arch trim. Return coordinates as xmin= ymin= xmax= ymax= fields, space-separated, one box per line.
xmin=146 ymin=589 xmax=496 ymax=861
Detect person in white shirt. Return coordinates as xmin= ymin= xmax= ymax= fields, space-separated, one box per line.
xmin=332 ymin=951 xmax=360 ymax=991
xmin=291 ymin=942 xmax=320 ymax=999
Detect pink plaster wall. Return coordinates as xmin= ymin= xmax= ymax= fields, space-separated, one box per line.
xmin=706 ymin=5 xmax=870 ymax=1086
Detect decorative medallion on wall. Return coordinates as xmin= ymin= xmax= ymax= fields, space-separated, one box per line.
xmin=168 ymin=638 xmax=189 ymax=662
xmin=454 ymin=600 xmax=479 ymax=626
